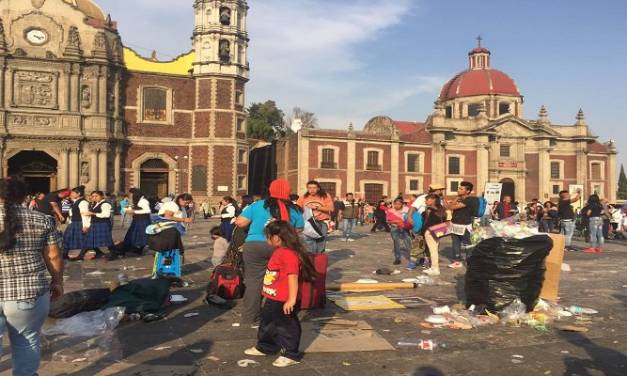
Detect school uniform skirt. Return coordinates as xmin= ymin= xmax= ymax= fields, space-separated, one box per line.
xmin=84 ymin=222 xmax=114 ymax=249
xmin=123 ymin=217 xmax=151 ymax=248
xmin=63 ymin=221 xmax=85 ymax=250
xmin=220 ymin=219 xmax=235 ymax=242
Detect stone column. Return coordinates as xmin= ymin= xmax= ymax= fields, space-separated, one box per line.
xmin=538 ymin=144 xmax=550 ymax=200
xmin=98 ymin=148 xmax=108 ymax=192
xmin=476 ymin=143 xmax=489 ymax=195
xmin=89 ymin=149 xmax=99 ymax=192
xmin=346 ymin=138 xmax=356 ymax=194
xmin=431 ymin=134 xmax=446 ymax=189
xmin=576 ymin=144 xmax=586 ymax=185
xmin=70 ymin=64 xmax=80 ymax=112
xmin=114 ymin=146 xmax=122 ymax=194
xmin=608 ymin=152 xmax=617 ymax=202
xmin=69 ymin=148 xmax=79 ymax=187
xmin=58 ymin=148 xmax=69 ymax=188
xmin=390 ymin=141 xmax=400 ymax=197
xmin=0 ymin=145 xmax=4 ymax=177
xmin=298 ymin=132 xmax=310 ymax=194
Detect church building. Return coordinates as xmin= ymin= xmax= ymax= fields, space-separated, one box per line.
xmin=0 ymin=0 xmax=249 ymax=200
xmin=277 ymin=42 xmax=618 ymax=203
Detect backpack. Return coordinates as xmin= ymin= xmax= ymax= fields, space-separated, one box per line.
xmin=475 ymin=196 xmax=488 ymax=218
xmin=411 ymin=210 xmax=424 ymax=233
xmin=303 ymin=207 xmax=324 ymax=239
xmin=206 ymin=263 xmax=245 ymax=300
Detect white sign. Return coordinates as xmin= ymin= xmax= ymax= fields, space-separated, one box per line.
xmin=484 ymin=182 xmax=503 ymax=204
xmin=217 ymin=186 xmax=229 ymax=192
xmin=569 ymin=184 xmax=584 ymax=211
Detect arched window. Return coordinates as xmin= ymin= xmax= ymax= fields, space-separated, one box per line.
xmin=143 ymin=87 xmax=168 ymax=122
xmin=445 ymin=106 xmax=453 ymax=119
xmin=219 ymin=39 xmax=231 ymax=64
xmin=219 ymin=7 xmax=231 ymax=25
xmin=499 ymin=102 xmax=511 ymax=115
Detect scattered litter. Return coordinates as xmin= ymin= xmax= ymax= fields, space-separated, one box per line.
xmin=85 ymin=271 xmax=105 ymax=276
xmin=561 ymin=263 xmax=571 ymax=272
xmin=557 ymin=325 xmax=589 ymax=333
xmin=189 ymin=349 xmax=203 ymax=354
xmin=329 ymin=295 xmax=405 ymax=311
xmin=512 ymin=354 xmax=524 ymax=359
xmin=396 ymin=339 xmax=435 ymax=351
xmin=433 ymin=306 xmax=451 ymax=315
xmin=154 ymin=346 xmax=172 ymax=351
xmin=232 ymin=323 xmax=241 ymax=327
xmin=72 ymin=358 xmax=88 ymax=363
xmin=237 ymin=359 xmax=259 ymax=368
xmin=568 ymin=306 xmax=598 ymax=315
xmin=342 ymin=361 xmax=351 ymax=366
xmin=382 ymin=329 xmax=390 ymax=332
xmin=425 ymin=315 xmax=447 ymax=325
xmin=560 ymin=350 xmax=569 ymax=354
xmin=355 ymin=279 xmax=379 ymax=284
xmin=184 ymin=312 xmax=200 ymax=318
xmin=420 ymin=322 xmax=434 ymax=329
xmin=207 ymin=356 xmax=220 ymax=362
xmin=392 ymin=270 xmax=401 ymax=275
xmin=544 ymin=371 xmax=552 ymax=375
xmin=511 ymin=359 xmax=523 ymax=364
xmin=421 ymin=330 xmax=432 ymax=335
xmin=170 ymin=295 xmax=188 ymax=303
xmin=374 ymin=268 xmax=393 ymax=275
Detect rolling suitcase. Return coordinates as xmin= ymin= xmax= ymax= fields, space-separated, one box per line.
xmin=299 ymin=253 xmax=328 ymax=310
xmin=152 ymin=249 xmax=182 ymax=278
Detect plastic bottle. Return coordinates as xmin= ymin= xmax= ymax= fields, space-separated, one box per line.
xmin=396 ymin=339 xmax=436 ymax=351
xmin=568 ymin=305 xmax=598 ymax=315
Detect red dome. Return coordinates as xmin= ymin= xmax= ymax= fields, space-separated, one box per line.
xmin=439 ymin=69 xmax=520 ymax=101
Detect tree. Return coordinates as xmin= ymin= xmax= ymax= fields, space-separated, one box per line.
xmin=618 ymin=164 xmax=627 ymax=200
xmin=247 ymin=100 xmax=286 ymax=141
xmin=287 ymin=107 xmax=318 ymax=130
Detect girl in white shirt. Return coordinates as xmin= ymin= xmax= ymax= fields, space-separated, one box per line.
xmin=155 ymin=193 xmax=194 ymax=254
xmin=62 ymin=186 xmax=90 ymax=259
xmin=219 ymin=196 xmax=238 ymax=242
xmin=115 ymin=188 xmax=152 ymax=259
xmin=77 ymin=191 xmax=114 ymax=260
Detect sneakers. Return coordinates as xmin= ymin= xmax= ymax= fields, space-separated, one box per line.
xmin=406 ymin=261 xmax=417 ymax=270
xmin=448 ymin=261 xmax=463 ymax=269
xmin=582 ymin=247 xmax=602 ymax=254
xmin=423 ymin=268 xmax=441 ymax=276
xmin=244 ymin=347 xmax=267 ymax=357
xmin=272 ymin=356 xmax=300 ymax=368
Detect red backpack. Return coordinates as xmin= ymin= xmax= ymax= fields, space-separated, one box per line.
xmin=206 ymin=263 xmax=245 ymax=300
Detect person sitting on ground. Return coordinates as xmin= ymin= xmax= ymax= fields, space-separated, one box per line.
xmin=210 ymin=226 xmax=229 ymax=266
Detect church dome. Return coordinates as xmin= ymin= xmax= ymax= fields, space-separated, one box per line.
xmin=439 ymin=44 xmax=520 ymax=101
xmin=63 ymin=0 xmax=106 ymax=20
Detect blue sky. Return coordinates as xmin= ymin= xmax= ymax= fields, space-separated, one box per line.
xmin=99 ymin=0 xmax=627 ymax=171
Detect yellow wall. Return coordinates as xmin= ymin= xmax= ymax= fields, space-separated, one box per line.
xmin=123 ymin=48 xmax=195 ymax=76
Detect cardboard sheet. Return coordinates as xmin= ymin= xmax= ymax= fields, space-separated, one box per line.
xmin=300 ymin=319 xmax=395 ymax=353
xmin=540 ymin=234 xmax=565 ymax=301
xmin=329 ymin=295 xmax=406 ymax=311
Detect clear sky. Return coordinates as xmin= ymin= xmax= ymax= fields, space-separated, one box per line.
xmin=99 ymin=0 xmax=627 ymax=171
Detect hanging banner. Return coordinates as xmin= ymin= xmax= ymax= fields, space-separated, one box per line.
xmin=569 ymin=184 xmax=584 ymax=211
xmin=484 ymin=182 xmax=503 ymax=204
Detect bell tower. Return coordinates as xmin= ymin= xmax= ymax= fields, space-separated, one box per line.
xmin=192 ymin=0 xmax=249 ymax=78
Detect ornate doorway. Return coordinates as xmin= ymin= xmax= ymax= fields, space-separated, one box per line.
xmin=8 ymin=151 xmax=58 ymax=193
xmin=140 ymin=159 xmax=169 ymax=199
xmin=500 ymin=178 xmax=516 ymax=202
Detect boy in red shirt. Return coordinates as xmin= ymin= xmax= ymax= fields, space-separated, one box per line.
xmin=244 ymin=221 xmax=317 ymax=368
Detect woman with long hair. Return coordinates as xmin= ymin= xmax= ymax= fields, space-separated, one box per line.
xmin=296 ymin=180 xmax=334 ymax=253
xmin=77 ymin=191 xmax=114 ymax=260
xmin=112 ymin=188 xmax=152 ymax=259
xmin=235 ymin=179 xmax=304 ymax=325
xmin=0 ymin=177 xmax=64 ymax=376
xmin=219 ymin=196 xmax=238 ymax=242
xmin=155 ymin=193 xmax=194 ymax=254
xmin=421 ymin=194 xmax=447 ymax=276
xmin=62 ymin=185 xmax=90 ymax=260
xmin=583 ymin=194 xmax=609 ymax=253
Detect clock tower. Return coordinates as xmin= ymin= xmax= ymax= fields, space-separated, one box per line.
xmin=190 ymin=0 xmax=250 ymax=198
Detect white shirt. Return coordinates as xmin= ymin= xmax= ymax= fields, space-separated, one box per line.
xmin=158 ymin=201 xmax=186 ymax=219
xmin=610 ymin=208 xmax=623 ymax=223
xmin=411 ymin=194 xmax=427 ymax=214
xmin=93 ymin=201 xmax=112 ymax=219
xmin=70 ymin=199 xmax=91 ymax=228
xmin=129 ymin=197 xmax=151 ymax=215
xmin=221 ymin=204 xmax=236 ymax=219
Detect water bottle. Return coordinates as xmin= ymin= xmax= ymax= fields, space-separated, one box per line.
xmin=568 ymin=305 xmax=598 ymax=315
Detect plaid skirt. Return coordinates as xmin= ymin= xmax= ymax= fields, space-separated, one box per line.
xmin=123 ymin=217 xmax=151 ymax=248
xmin=84 ymin=222 xmax=113 ymax=249
xmin=63 ymin=221 xmax=85 ymax=251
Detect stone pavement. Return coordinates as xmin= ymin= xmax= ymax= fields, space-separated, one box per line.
xmin=1 ymin=219 xmax=626 ymax=376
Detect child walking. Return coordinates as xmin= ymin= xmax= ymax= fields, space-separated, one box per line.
xmin=244 ymin=220 xmax=317 ymax=367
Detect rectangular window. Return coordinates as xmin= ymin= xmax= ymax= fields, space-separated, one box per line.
xmin=237 ymin=118 xmax=245 ymax=132
xmin=143 ymin=87 xmax=168 ymax=122
xmin=321 ymin=149 xmax=336 ymax=169
xmin=366 ymin=151 xmax=380 ymax=170
xmin=409 ymin=179 xmax=420 ymax=191
xmin=445 ymin=106 xmax=453 ymax=119
xmin=237 ymin=175 xmax=246 ymax=190
xmin=499 ymin=102 xmax=510 ymax=115
xmin=552 ymin=184 xmax=560 ymax=194
xmin=591 ymin=163 xmax=601 ymax=180
xmin=468 ymin=103 xmax=481 ymax=117
xmin=450 ymin=181 xmax=460 ymax=192
xmin=448 ymin=156 xmax=460 ymax=175
xmin=319 ymin=182 xmax=336 ymax=198
xmin=592 ymin=184 xmax=602 ymax=195
xmin=364 ymin=183 xmax=384 ymax=203
xmin=238 ymin=149 xmax=247 ymax=164
xmin=407 ymin=154 xmax=420 ymax=173
xmin=550 ymin=161 xmax=560 ymax=179
xmin=192 ymin=165 xmax=207 ymax=192
xmin=500 ymin=145 xmax=510 ymax=158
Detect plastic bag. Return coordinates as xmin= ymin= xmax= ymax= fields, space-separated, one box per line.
xmin=43 ymin=307 xmax=125 ymax=337
xmin=499 ymin=299 xmax=527 ymax=326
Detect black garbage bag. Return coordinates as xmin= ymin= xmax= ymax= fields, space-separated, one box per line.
xmin=49 ymin=288 xmax=111 ymax=318
xmin=103 ymin=278 xmax=171 ymax=314
xmin=465 ymin=235 xmax=553 ymax=312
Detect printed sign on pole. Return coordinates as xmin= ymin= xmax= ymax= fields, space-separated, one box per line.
xmin=569 ymin=184 xmax=584 ymax=211
xmin=484 ymin=182 xmax=503 ymax=204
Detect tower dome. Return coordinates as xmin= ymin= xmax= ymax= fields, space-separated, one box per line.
xmin=62 ymin=0 xmax=106 ymax=21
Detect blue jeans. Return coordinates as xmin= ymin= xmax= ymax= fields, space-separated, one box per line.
xmin=304 ymin=222 xmax=328 ymax=254
xmin=560 ymin=220 xmax=575 ymax=247
xmin=342 ymin=218 xmax=356 ymax=239
xmin=0 ymin=293 xmax=50 ymax=376
xmin=391 ymin=228 xmax=412 ymax=261
xmin=588 ymin=217 xmax=604 ymax=248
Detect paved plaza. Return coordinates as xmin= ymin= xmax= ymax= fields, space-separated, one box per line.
xmin=1 ymin=219 xmax=625 ymax=376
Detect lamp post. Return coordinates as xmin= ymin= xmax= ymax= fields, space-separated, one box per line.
xmin=174 ymin=155 xmax=188 ymax=193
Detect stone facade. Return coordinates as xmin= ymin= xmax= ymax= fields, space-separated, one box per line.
xmin=278 ymin=46 xmax=617 ymax=203
xmin=0 ymin=0 xmax=249 ymax=201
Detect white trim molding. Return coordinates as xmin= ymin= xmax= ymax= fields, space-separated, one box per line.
xmin=446 ymin=154 xmax=465 ymax=176
xmin=588 ymin=160 xmax=605 ymax=180
xmin=363 ymin=147 xmax=384 ymax=170
xmin=138 ymin=85 xmax=174 ymax=125
xmin=317 ymin=145 xmax=340 ymax=169
xmin=549 ymin=160 xmax=564 ymax=180
xmin=404 ymin=151 xmax=425 ymax=173
xmin=405 ymin=176 xmax=423 ymax=194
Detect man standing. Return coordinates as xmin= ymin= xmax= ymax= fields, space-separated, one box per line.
xmin=444 ymin=181 xmax=477 ymax=268
xmin=34 ymin=189 xmax=70 ymax=224
xmin=338 ymin=193 xmax=358 ymax=242
xmin=408 ymin=184 xmax=446 ymax=221
xmin=558 ymin=189 xmax=581 ymax=252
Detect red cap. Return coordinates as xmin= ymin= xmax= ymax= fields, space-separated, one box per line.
xmin=269 ymin=179 xmax=291 ymax=201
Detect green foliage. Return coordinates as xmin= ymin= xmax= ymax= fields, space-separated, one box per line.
xmin=618 ymin=164 xmax=627 ymax=200
xmin=247 ymin=100 xmax=286 ymax=141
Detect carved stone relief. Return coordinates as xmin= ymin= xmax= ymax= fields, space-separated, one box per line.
xmin=8 ymin=113 xmax=58 ymax=128
xmin=81 ymin=85 xmax=91 ymax=108
xmin=80 ymin=161 xmax=90 ymax=183
xmin=13 ymin=70 xmax=57 ymax=108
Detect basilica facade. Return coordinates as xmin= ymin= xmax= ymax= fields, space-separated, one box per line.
xmin=277 ymin=45 xmax=618 ymax=203
xmin=0 ymin=0 xmax=249 ymax=200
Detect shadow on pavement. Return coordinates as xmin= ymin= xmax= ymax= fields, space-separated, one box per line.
xmin=413 ymin=366 xmax=445 ymax=375
xmin=559 ymin=331 xmax=627 ymax=376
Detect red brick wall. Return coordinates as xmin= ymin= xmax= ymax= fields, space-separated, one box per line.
xmin=308 ymin=141 xmax=348 ymax=169
xmin=124 ymin=72 xmax=195 ymax=110
xmin=216 ymin=80 xmax=232 ymax=110
xmin=213 ymin=145 xmax=233 ymax=194
xmin=126 ymin=109 xmax=192 ymax=139
xmin=198 ymin=79 xmax=212 ymax=109
xmin=525 ymin=153 xmax=539 ymax=200
xmin=288 ymin=137 xmax=298 ymax=170
xmin=194 ymin=111 xmax=210 ymax=138
xmin=215 ymin=112 xmax=234 ymax=138
xmin=445 ymin=150 xmax=477 ymax=182
xmin=588 ymin=156 xmax=609 ymax=197
xmin=355 ymin=143 xmax=391 ymax=171
xmin=125 ymin=144 xmax=189 ymax=192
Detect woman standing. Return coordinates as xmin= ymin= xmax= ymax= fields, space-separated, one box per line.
xmin=62 ymin=186 xmax=90 ymax=260
xmin=583 ymin=194 xmax=609 ymax=253
xmin=386 ymin=198 xmax=412 ymax=265
xmin=235 ymin=179 xmax=304 ymax=325
xmin=156 ymin=193 xmax=194 ymax=253
xmin=0 ymin=178 xmax=64 ymax=376
xmin=297 ymin=181 xmax=333 ymax=253
xmin=219 ymin=196 xmax=238 ymax=242
xmin=421 ymin=194 xmax=446 ymax=276
xmin=77 ymin=191 xmax=113 ymax=260
xmin=114 ymin=188 xmax=152 ymax=259
xmin=540 ymin=201 xmax=558 ymax=233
